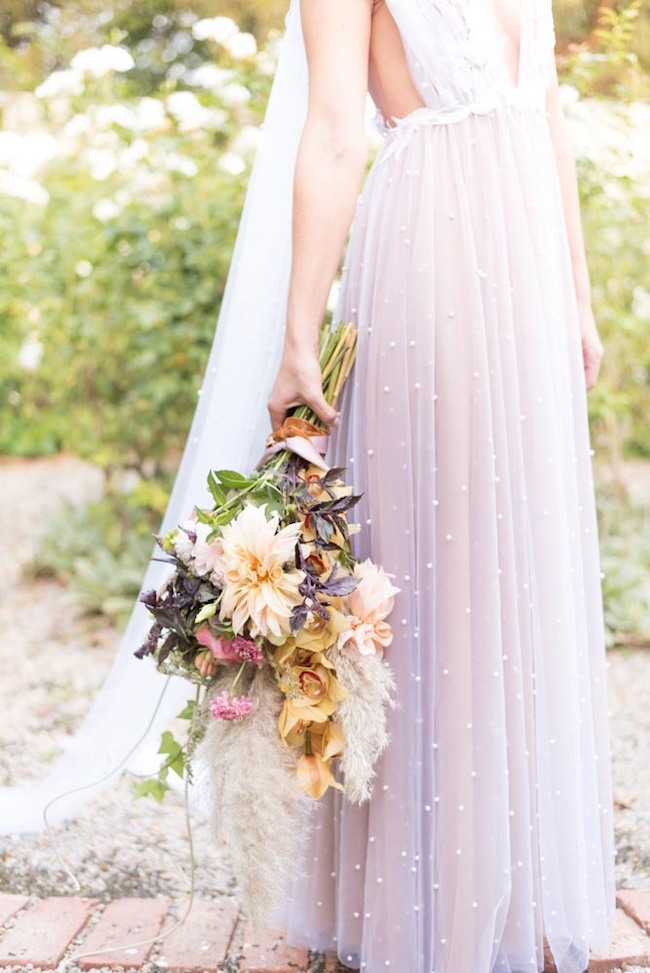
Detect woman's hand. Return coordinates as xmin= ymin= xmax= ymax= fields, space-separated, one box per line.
xmin=267 ymin=344 xmax=340 ymax=431
xmin=577 ymin=299 xmax=604 ymax=392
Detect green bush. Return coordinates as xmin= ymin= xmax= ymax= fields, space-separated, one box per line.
xmin=0 ymin=18 xmax=275 ymax=471
xmin=27 ymin=473 xmax=174 ymax=626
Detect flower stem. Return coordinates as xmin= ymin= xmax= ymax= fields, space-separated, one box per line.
xmin=229 ymin=660 xmax=248 ymax=694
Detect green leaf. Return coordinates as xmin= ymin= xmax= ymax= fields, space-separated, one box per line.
xmin=207 ymin=470 xmax=227 ymax=506
xmin=215 ymin=469 xmax=251 ymax=490
xmin=177 ymin=699 xmax=196 ymax=720
xmin=158 ymin=730 xmax=181 ymax=756
xmin=169 ymin=752 xmax=185 ymax=779
xmin=214 ymin=508 xmax=239 ymax=526
xmin=132 ymin=778 xmax=170 ymax=804
xmin=193 ymin=505 xmax=213 ymax=525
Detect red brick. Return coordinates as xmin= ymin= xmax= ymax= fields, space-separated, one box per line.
xmin=617 ymin=889 xmax=650 ymax=936
xmin=0 ymin=895 xmax=95 ymax=968
xmin=75 ymin=897 xmax=170 ymax=970
xmin=589 ymin=907 xmax=650 ymax=972
xmin=156 ymin=898 xmax=239 ymax=972
xmin=0 ymin=894 xmax=28 ymax=926
xmin=237 ymin=920 xmax=309 ymax=972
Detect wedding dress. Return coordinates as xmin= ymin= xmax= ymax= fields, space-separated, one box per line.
xmin=0 ymin=0 xmax=615 ymax=971
xmin=277 ymin=1 xmax=617 ymax=972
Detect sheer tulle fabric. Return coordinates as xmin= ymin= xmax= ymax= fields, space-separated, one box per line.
xmin=278 ymin=2 xmax=616 ymax=972
xmin=0 ymin=2 xmax=309 ymax=830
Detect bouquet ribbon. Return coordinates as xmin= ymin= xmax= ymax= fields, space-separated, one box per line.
xmin=256 ymin=417 xmax=330 ymax=472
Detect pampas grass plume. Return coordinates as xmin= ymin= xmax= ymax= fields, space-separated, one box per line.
xmin=192 ymin=666 xmax=312 ymax=931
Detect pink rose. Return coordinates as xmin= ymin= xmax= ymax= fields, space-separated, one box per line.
xmin=338 ymin=559 xmax=401 ymax=658
xmin=195 ymin=623 xmax=240 ymax=664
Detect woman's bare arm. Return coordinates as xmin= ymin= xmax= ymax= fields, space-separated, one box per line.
xmin=267 ymin=0 xmax=373 ymax=431
xmin=545 ymin=69 xmax=604 ymax=391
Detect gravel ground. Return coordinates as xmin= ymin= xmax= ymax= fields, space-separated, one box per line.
xmin=0 ymin=453 xmax=648 ymax=972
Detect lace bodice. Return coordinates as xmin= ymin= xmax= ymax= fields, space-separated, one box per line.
xmin=375 ymin=0 xmax=556 ymax=130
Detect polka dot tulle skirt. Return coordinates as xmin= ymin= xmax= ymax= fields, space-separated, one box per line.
xmin=278 ymin=59 xmax=617 ymax=973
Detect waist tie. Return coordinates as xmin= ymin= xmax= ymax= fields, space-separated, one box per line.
xmin=376 ymin=94 xmax=545 ymax=164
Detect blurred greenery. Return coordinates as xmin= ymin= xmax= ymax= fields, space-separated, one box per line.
xmin=596 ymin=480 xmax=650 ymax=647
xmin=1 ymin=0 xmax=649 ymax=646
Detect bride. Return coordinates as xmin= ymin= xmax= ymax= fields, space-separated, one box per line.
xmin=0 ymin=1 xmax=615 ymax=971
xmin=268 ymin=2 xmax=615 ymax=972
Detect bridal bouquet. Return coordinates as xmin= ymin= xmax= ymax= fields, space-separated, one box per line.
xmin=134 ymin=321 xmax=398 ymax=923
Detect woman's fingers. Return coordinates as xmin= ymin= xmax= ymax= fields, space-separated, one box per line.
xmin=307 ymin=389 xmax=340 ymax=427
xmin=267 ymin=383 xmax=339 ymax=431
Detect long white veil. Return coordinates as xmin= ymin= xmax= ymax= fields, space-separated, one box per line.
xmin=0 ymin=0 xmax=309 ymax=834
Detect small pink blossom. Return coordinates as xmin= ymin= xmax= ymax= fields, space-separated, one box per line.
xmin=232 ymin=635 xmax=264 ymax=665
xmin=193 ymin=523 xmax=225 ymax=580
xmin=210 ymin=690 xmax=253 ymax=721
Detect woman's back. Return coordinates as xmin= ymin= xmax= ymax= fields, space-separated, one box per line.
xmin=368 ymin=0 xmax=556 ymax=129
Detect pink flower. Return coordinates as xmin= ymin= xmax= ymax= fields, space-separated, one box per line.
xmin=210 ymin=690 xmax=253 ymax=721
xmin=232 ymin=635 xmax=264 ymax=666
xmin=193 ymin=523 xmax=225 ymax=580
xmin=195 ymin=623 xmax=240 ymax=664
xmin=338 ymin=558 xmax=401 ymax=658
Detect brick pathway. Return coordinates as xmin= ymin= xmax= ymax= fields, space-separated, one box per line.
xmin=0 ymin=891 xmax=648 ymax=971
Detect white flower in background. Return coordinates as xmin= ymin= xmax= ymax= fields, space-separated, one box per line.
xmin=92 ymin=198 xmax=121 ymax=221
xmin=632 ymin=286 xmax=650 ymax=322
xmin=166 ymin=90 xmax=211 ymax=131
xmin=124 ymin=138 xmax=149 ymax=163
xmin=184 ymin=63 xmax=235 ymax=90
xmin=0 ymin=131 xmax=58 ymax=178
xmin=0 ymin=173 xmax=49 ymax=206
xmin=17 ymin=333 xmax=44 ymax=372
xmin=219 ymin=82 xmax=251 ymax=108
xmin=95 ymin=103 xmax=138 ymax=130
xmin=113 ymin=169 xmax=169 ymax=209
xmin=230 ymin=124 xmax=263 ymax=157
xmin=223 ymin=31 xmax=257 ymax=60
xmin=75 ymin=260 xmax=93 ymax=278
xmin=255 ymin=51 xmax=277 ymax=76
xmin=192 ymin=16 xmax=239 ymax=44
xmin=64 ymin=114 xmax=92 ymax=137
xmin=82 ymin=146 xmax=119 ymax=181
xmin=218 ymin=151 xmax=246 ymax=176
xmin=165 ymin=91 xmax=227 ymax=132
xmin=165 ymin=152 xmax=198 ymax=177
xmin=70 ymin=44 xmax=135 ymax=78
xmin=135 ymin=97 xmax=168 ymax=132
xmin=35 ymin=68 xmax=84 ymax=99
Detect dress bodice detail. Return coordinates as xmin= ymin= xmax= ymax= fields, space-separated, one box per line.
xmin=374 ymin=0 xmax=556 ymax=132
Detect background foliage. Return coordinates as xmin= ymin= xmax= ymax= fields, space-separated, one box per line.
xmin=1 ymin=0 xmax=649 ymax=645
